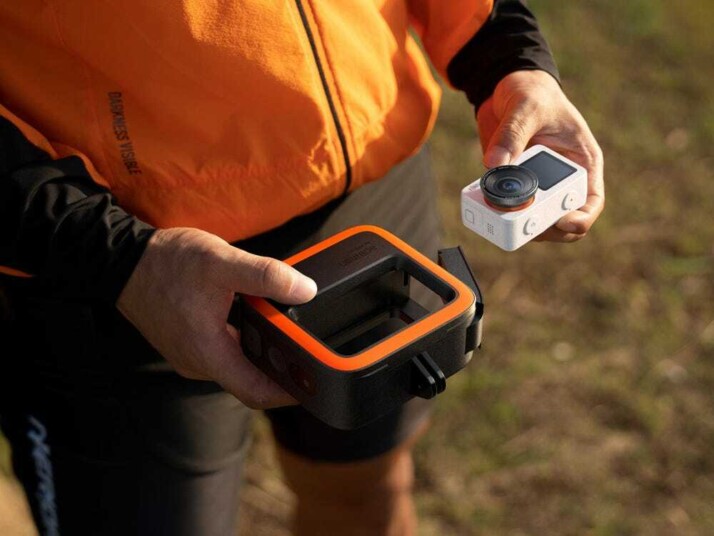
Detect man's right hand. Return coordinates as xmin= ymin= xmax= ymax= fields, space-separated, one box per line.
xmin=116 ymin=227 xmax=317 ymax=409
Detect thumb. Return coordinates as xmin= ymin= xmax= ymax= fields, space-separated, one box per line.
xmin=221 ymin=251 xmax=317 ymax=304
xmin=484 ymin=103 xmax=541 ymax=168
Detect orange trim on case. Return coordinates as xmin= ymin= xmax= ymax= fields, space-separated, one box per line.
xmin=0 ymin=266 xmax=33 ymax=278
xmin=244 ymin=225 xmax=475 ymax=372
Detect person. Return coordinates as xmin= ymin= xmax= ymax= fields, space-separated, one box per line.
xmin=0 ymin=1 xmax=604 ymax=535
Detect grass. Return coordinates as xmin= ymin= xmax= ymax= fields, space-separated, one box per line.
xmin=2 ymin=1 xmax=714 ymax=534
xmin=416 ymin=1 xmax=714 ymax=534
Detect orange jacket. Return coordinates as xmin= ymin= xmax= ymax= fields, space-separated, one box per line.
xmin=0 ymin=1 xmax=493 ymax=242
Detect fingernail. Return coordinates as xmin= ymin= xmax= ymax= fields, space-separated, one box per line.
xmin=291 ymin=275 xmax=317 ymax=302
xmin=485 ymin=146 xmax=512 ymax=168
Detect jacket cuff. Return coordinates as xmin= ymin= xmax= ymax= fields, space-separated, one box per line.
xmin=2 ymin=156 xmax=156 ymax=305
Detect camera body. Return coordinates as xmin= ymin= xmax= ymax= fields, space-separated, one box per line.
xmin=461 ymin=144 xmax=587 ymax=251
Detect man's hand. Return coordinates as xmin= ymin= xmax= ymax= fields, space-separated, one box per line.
xmin=117 ymin=227 xmax=317 ymax=409
xmin=477 ymin=70 xmax=605 ymax=242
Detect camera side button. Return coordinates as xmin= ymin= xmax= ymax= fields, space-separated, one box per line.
xmin=562 ymin=192 xmax=578 ymax=210
xmin=464 ymin=209 xmax=475 ymax=224
xmin=524 ymin=217 xmax=539 ymax=236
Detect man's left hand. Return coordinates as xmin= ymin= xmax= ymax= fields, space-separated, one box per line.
xmin=476 ymin=69 xmax=605 ymax=242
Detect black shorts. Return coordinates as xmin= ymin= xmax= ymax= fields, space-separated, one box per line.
xmin=0 ymin=147 xmax=442 ymax=535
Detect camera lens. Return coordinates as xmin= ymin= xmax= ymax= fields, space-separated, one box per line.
xmin=499 ymin=178 xmax=521 ymax=193
xmin=481 ymin=165 xmax=539 ymax=210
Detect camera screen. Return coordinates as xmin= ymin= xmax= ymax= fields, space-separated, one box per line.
xmin=520 ymin=151 xmax=576 ymax=190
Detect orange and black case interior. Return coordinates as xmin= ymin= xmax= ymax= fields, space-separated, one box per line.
xmin=234 ymin=226 xmax=484 ymax=430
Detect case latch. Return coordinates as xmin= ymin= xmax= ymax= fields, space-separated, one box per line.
xmin=438 ymin=246 xmax=484 ymax=352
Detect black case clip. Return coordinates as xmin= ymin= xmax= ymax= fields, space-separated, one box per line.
xmin=437 ymin=246 xmax=484 ymax=352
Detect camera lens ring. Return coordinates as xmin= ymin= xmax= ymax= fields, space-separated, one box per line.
xmin=481 ymin=165 xmax=539 ymax=209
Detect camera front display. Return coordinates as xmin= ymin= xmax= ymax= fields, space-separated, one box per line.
xmin=461 ymin=145 xmax=588 ymax=251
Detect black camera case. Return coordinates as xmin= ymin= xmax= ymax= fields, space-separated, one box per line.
xmin=232 ymin=226 xmax=484 ymax=429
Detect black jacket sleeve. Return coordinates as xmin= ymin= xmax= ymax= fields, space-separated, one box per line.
xmin=446 ymin=0 xmax=560 ymax=111
xmin=0 ymin=115 xmax=155 ymax=304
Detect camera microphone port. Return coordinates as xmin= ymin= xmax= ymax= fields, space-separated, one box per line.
xmin=481 ymin=165 xmax=539 ymax=212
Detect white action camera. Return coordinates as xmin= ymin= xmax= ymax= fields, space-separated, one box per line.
xmin=461 ymin=144 xmax=587 ymax=251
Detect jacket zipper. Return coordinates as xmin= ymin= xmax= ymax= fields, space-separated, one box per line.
xmin=294 ymin=0 xmax=352 ymax=195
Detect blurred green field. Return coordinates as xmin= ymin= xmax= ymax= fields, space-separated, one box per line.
xmin=422 ymin=1 xmax=714 ymax=533
xmin=2 ymin=1 xmax=714 ymax=534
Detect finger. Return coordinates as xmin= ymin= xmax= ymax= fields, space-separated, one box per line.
xmin=535 ymin=177 xmax=604 ymax=241
xmin=173 ymin=366 xmax=213 ymax=381
xmin=210 ymin=326 xmax=298 ymax=409
xmin=217 ymin=250 xmax=317 ymax=304
xmin=536 ymin=180 xmax=597 ymax=241
xmin=554 ymin=211 xmax=594 ymax=236
xmin=556 ymin=136 xmax=605 ymax=235
xmin=484 ymin=99 xmax=542 ymax=167
xmin=534 ymin=227 xmax=586 ymax=243
xmin=554 ymin=189 xmax=605 ymax=235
